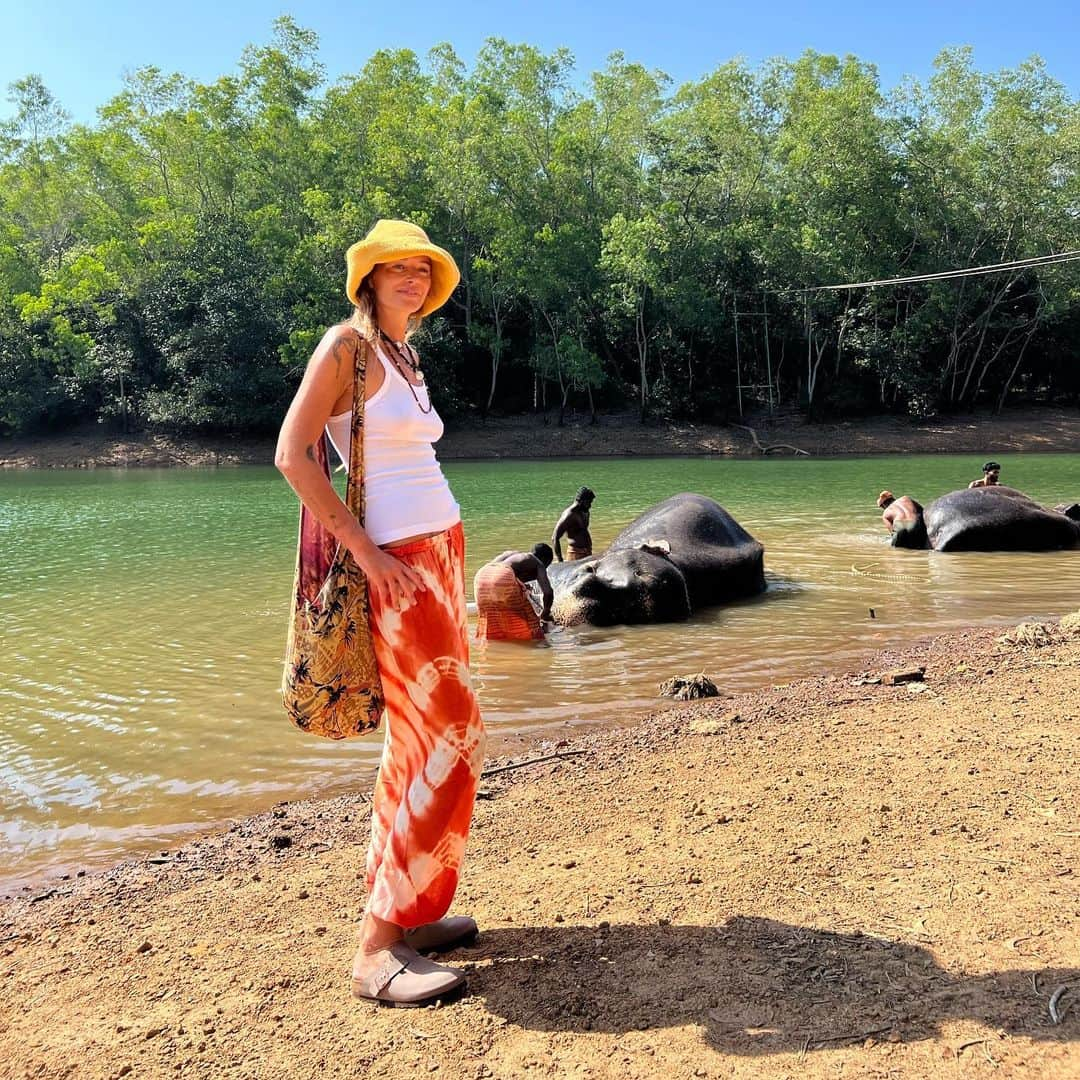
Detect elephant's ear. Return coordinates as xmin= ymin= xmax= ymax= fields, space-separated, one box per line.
xmin=638 ymin=539 xmax=672 ymax=559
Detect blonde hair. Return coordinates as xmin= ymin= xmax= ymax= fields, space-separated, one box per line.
xmin=348 ymin=274 xmax=424 ymax=344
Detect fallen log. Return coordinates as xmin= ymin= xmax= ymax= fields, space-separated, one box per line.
xmin=731 ymin=423 xmax=810 ymax=456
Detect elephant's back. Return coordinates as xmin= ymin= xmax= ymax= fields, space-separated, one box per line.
xmin=926 ymin=488 xmax=1080 ymax=551
xmin=610 ymin=492 xmax=758 ymax=551
xmin=610 ymin=492 xmax=766 ymax=603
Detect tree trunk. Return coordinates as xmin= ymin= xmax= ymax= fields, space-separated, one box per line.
xmin=483 ymin=342 xmax=501 ymax=421
xmin=807 ymin=334 xmax=826 ymax=416
xmin=686 ymin=329 xmax=696 ymax=413
xmin=804 ymin=296 xmax=824 ymax=415
xmin=970 ymin=324 xmax=1021 ymax=405
xmin=459 ymin=228 xmax=472 ymax=337
xmin=636 ymin=288 xmax=649 ymax=422
xmin=762 ymin=290 xmax=773 ymax=415
xmin=834 ymin=293 xmax=853 ymax=379
xmin=995 ymin=297 xmax=1045 ymax=414
xmin=774 ymin=338 xmax=786 ymax=407
xmin=957 ymin=277 xmax=1026 ymax=404
xmin=483 ymin=291 xmax=505 ymax=420
xmin=541 ymin=308 xmax=567 ymax=427
xmin=943 ymin=278 xmax=969 ymax=402
xmin=733 ymin=291 xmax=743 ymax=419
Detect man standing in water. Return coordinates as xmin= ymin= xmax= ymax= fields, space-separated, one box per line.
xmin=969 ymin=461 xmax=1002 ymax=488
xmin=474 ymin=544 xmax=555 ymax=642
xmin=877 ymin=490 xmax=928 ymax=548
xmin=552 ymin=486 xmax=595 ymax=561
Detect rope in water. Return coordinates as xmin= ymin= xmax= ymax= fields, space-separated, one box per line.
xmin=850 ymin=563 xmax=925 ymax=583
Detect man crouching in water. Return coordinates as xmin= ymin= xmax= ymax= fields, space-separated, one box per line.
xmin=877 ymin=490 xmax=928 ymax=549
xmin=474 ymin=544 xmax=555 ymax=642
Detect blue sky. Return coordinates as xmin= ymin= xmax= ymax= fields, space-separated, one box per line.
xmin=2 ymin=0 xmax=1078 ymax=124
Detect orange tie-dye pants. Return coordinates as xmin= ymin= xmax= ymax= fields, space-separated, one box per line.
xmin=365 ymin=521 xmax=486 ymax=928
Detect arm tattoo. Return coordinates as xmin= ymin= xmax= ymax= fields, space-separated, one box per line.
xmin=328 ymin=330 xmax=357 ymax=382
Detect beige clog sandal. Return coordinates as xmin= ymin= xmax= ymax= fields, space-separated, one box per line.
xmin=350 ymin=942 xmax=466 ymax=1007
xmin=404 ymin=916 xmax=479 ymax=953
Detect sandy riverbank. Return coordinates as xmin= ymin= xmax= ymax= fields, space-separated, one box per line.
xmin=1 ymin=406 xmax=1077 ymax=468
xmin=1 ymin=617 xmax=1078 ymax=1079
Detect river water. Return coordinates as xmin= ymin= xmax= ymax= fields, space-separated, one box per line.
xmin=2 ymin=453 xmax=1078 ymax=892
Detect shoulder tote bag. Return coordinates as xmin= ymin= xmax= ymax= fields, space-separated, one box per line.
xmin=282 ymin=333 xmax=384 ymax=739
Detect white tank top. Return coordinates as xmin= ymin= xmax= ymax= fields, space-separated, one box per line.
xmin=325 ymin=344 xmax=460 ymax=547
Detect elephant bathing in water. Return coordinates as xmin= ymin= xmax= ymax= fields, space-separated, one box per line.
xmin=547 ymin=493 xmax=766 ymax=627
xmin=912 ymin=487 xmax=1080 ymax=552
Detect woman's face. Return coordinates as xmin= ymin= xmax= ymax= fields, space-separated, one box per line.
xmin=369 ymin=257 xmax=432 ymax=317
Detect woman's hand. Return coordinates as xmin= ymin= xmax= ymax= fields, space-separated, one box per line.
xmin=354 ymin=544 xmax=427 ymax=610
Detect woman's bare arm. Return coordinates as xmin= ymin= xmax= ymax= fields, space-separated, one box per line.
xmin=275 ymin=325 xmax=424 ymax=608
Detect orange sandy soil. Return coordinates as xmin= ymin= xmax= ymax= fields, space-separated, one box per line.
xmin=1 ymin=406 xmax=1077 ymax=468
xmin=1 ymin=619 xmax=1078 ymax=1079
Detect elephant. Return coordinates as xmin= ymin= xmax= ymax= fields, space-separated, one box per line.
xmin=923 ymin=486 xmax=1080 ymax=552
xmin=547 ymin=493 xmax=766 ymax=627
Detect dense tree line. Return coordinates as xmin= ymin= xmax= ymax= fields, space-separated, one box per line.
xmin=1 ymin=17 xmax=1078 ymax=436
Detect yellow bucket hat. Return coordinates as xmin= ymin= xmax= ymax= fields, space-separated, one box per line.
xmin=345 ymin=219 xmax=460 ymax=317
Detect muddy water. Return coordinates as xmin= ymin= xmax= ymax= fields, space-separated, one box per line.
xmin=2 ymin=454 xmax=1078 ymax=891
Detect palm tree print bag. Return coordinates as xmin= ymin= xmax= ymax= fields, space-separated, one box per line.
xmin=282 ymin=333 xmax=384 ymax=739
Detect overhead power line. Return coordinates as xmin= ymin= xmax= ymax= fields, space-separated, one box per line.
xmin=801 ymin=249 xmax=1080 ymax=293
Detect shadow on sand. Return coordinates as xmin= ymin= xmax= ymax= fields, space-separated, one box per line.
xmin=459 ymin=916 xmax=1077 ymax=1055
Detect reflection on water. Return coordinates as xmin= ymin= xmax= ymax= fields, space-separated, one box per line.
xmin=2 ymin=454 xmax=1079 ymax=891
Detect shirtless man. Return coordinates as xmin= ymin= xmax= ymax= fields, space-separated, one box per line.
xmin=968 ymin=461 xmax=1001 ymax=488
xmin=474 ymin=543 xmax=554 ymax=641
xmin=877 ymin=490 xmax=928 ymax=548
xmin=552 ymin=486 xmax=595 ymax=561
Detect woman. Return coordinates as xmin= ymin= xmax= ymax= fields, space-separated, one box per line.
xmin=275 ymin=220 xmax=485 ymax=1006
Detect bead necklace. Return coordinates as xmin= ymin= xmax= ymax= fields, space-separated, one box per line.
xmin=378 ymin=330 xmax=433 ymax=415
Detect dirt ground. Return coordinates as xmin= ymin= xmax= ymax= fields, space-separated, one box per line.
xmin=1 ymin=618 xmax=1077 ymax=1079
xmin=1 ymin=406 xmax=1077 ymax=468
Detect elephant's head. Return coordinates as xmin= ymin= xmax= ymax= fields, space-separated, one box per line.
xmin=551 ymin=542 xmax=691 ymax=627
